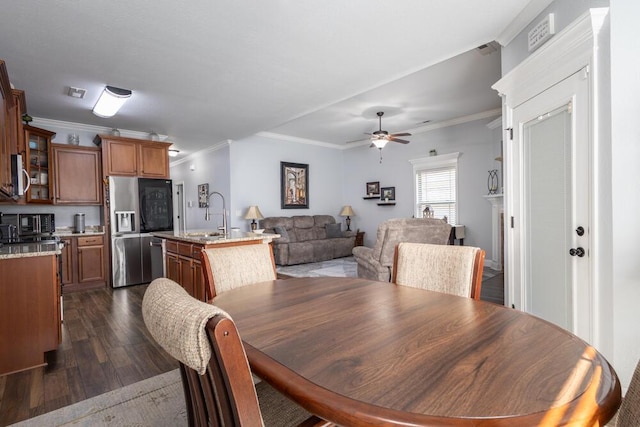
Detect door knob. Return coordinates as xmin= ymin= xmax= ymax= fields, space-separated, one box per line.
xmin=576 ymin=226 xmax=585 ymax=236
xmin=569 ymin=247 xmax=585 ymax=257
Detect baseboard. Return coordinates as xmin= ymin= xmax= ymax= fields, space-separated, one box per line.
xmin=485 ymin=260 xmax=503 ymax=271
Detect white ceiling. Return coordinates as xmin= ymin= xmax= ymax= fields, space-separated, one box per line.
xmin=0 ymin=1 xmax=552 ymax=157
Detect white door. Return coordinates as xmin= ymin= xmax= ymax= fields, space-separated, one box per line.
xmin=510 ymin=69 xmax=591 ymax=341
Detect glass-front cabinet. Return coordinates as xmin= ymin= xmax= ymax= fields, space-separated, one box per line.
xmin=24 ymin=125 xmax=55 ymax=203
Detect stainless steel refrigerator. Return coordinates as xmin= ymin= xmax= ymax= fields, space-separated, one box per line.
xmin=109 ymin=176 xmax=173 ymax=288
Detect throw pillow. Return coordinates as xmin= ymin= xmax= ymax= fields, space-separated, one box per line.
xmin=274 ymin=226 xmax=289 ymax=242
xmin=326 ymin=222 xmax=342 ymax=238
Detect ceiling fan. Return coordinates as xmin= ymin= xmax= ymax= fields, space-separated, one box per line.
xmin=367 ymin=111 xmax=412 ymax=149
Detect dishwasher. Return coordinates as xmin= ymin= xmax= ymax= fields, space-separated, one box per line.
xmin=149 ymin=237 xmax=166 ymax=280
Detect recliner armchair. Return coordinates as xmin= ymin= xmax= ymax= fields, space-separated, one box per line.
xmin=352 ymin=218 xmax=452 ymax=282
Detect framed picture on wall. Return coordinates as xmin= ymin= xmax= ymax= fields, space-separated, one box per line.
xmin=198 ymin=183 xmax=209 ymax=208
xmin=366 ymin=181 xmax=380 ymax=196
xmin=281 ymin=161 xmax=309 ymax=209
xmin=381 ymin=186 xmax=395 ymax=201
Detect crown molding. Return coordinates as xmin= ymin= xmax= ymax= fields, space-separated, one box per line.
xmin=169 ymin=140 xmax=231 ymax=166
xmin=256 ymin=132 xmax=344 ymax=150
xmin=31 ymin=117 xmax=170 ymax=141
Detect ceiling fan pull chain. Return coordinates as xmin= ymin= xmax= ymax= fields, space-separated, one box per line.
xmin=379 ymin=148 xmax=383 ymax=163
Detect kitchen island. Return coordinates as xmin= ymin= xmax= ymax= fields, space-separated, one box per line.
xmin=152 ymin=231 xmax=279 ymax=301
xmin=0 ymin=243 xmax=61 ymax=375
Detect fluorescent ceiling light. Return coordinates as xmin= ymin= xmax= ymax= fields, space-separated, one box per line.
xmin=92 ymin=85 xmax=132 ymax=118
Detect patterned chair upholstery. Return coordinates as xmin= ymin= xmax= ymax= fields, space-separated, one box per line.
xmin=609 ymin=357 xmax=640 ymax=426
xmin=391 ymin=242 xmax=485 ymax=300
xmin=352 ymin=218 xmax=451 ymax=282
xmin=201 ymin=244 xmax=277 ymax=301
xmin=142 ymin=278 xmax=328 ymax=427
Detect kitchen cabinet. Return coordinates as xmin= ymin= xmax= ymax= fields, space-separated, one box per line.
xmin=24 ymin=125 xmax=55 ymax=203
xmin=52 ymin=144 xmax=102 ymax=205
xmin=11 ymin=89 xmax=26 ymax=155
xmin=60 ymin=234 xmax=106 ymax=292
xmin=165 ymin=240 xmax=205 ymax=301
xmin=0 ymin=60 xmax=16 ymax=198
xmin=0 ymin=254 xmax=61 ymax=375
xmin=94 ymin=134 xmax=171 ymax=179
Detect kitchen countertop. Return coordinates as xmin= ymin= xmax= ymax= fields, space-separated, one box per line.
xmin=54 ymin=226 xmax=105 ymax=237
xmin=0 ymin=241 xmax=62 ymax=260
xmin=152 ymin=230 xmax=280 ymax=245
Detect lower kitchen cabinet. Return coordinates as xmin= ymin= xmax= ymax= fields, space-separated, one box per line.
xmin=61 ymin=234 xmax=106 ymax=292
xmin=0 ymin=254 xmax=60 ymax=375
xmin=166 ymin=241 xmax=205 ymax=301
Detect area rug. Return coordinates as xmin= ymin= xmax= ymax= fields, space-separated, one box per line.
xmin=277 ymin=256 xmax=357 ymax=278
xmin=11 ymin=370 xmax=186 ymax=427
xmin=277 ymin=255 xmax=501 ymax=281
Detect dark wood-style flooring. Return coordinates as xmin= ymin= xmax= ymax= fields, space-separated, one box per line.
xmin=0 ymin=272 xmax=504 ymax=426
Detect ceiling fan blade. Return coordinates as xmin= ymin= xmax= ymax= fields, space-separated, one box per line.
xmin=389 ymin=138 xmax=410 ymax=144
xmin=390 ymin=132 xmax=411 ymax=137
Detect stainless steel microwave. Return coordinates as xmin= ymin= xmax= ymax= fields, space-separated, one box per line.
xmin=0 ymin=213 xmax=55 ymax=236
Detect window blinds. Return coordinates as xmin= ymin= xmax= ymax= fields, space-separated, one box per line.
xmin=415 ymin=165 xmax=457 ymax=224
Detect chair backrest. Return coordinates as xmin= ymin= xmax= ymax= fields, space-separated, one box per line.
xmin=142 ymin=278 xmax=265 ymax=426
xmin=616 ymin=358 xmax=640 ymax=426
xmin=201 ymin=243 xmax=277 ymax=301
xmin=371 ymin=218 xmax=452 ymax=267
xmin=392 ymin=242 xmax=485 ymax=300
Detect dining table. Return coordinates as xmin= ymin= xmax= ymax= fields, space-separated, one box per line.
xmin=212 ymin=276 xmax=621 ymax=426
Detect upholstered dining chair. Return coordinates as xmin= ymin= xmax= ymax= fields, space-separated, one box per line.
xmin=608 ymin=358 xmax=640 ymax=426
xmin=201 ymin=243 xmax=277 ymax=301
xmin=392 ymin=242 xmax=485 ymax=300
xmin=142 ymin=278 xmax=330 ymax=427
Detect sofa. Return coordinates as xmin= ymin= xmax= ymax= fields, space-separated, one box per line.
xmin=352 ymin=218 xmax=452 ymax=282
xmin=261 ymin=215 xmax=355 ymax=265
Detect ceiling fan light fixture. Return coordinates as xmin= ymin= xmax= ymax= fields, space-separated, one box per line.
xmin=372 ymin=138 xmax=388 ymax=149
xmin=93 ymin=85 xmax=132 ymax=118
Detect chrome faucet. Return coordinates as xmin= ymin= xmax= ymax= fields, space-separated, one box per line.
xmin=204 ymin=191 xmax=227 ymax=236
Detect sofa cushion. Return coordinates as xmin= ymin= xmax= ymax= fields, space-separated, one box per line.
xmin=326 ymin=222 xmax=342 ymax=238
xmin=274 ymin=226 xmax=289 ymax=242
xmin=293 ymin=215 xmax=315 ymax=228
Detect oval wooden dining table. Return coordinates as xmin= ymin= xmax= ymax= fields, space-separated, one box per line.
xmin=213 ymin=277 xmax=621 ymax=426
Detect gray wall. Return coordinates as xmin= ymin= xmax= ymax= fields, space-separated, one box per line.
xmin=169 ymin=118 xmax=499 ymax=262
xmin=342 ymin=118 xmax=499 ymax=251
xmin=501 ymin=0 xmax=609 ymax=74
xmin=169 ymin=143 xmax=231 ymax=232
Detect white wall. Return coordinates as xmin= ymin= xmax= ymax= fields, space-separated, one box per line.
xmin=501 ymin=0 xmax=640 ymax=388
xmin=610 ymin=0 xmax=640 ymax=390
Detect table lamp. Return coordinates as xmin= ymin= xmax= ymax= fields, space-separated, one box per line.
xmin=339 ymin=205 xmax=355 ymax=231
xmin=244 ymin=205 xmax=264 ymax=231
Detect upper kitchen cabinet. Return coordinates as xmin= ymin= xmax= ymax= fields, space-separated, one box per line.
xmin=94 ymin=134 xmax=171 ymax=179
xmin=52 ymin=144 xmax=102 ymax=205
xmin=11 ymin=89 xmax=26 ymax=155
xmin=24 ymin=125 xmax=55 ymax=203
xmin=0 ymin=60 xmax=16 ymax=199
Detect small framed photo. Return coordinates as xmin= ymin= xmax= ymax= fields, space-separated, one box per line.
xmin=381 ymin=186 xmax=395 ymax=201
xmin=198 ymin=183 xmax=209 ymax=208
xmin=366 ymin=181 xmax=380 ymax=196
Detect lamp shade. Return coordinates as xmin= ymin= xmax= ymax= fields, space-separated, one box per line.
xmin=93 ymin=85 xmax=132 ymax=118
xmin=244 ymin=205 xmax=264 ymax=220
xmin=340 ymin=205 xmax=355 ymax=217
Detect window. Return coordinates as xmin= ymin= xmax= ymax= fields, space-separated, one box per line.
xmin=410 ymin=152 xmax=460 ymax=224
